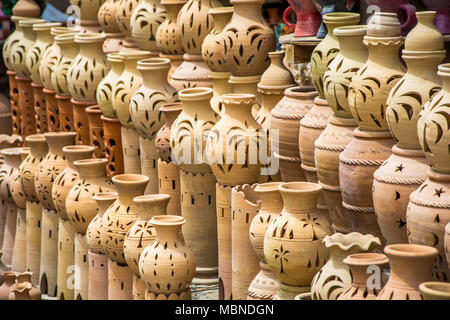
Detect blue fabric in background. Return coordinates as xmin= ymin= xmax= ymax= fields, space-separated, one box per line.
xmin=41 ymin=3 xmax=68 ymax=23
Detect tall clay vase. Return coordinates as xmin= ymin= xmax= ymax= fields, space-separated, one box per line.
xmin=116 ymin=0 xmax=141 ymax=48
xmin=0 ymin=271 xmax=16 ymax=300
xmin=264 ymin=182 xmax=333 ymax=300
xmin=111 ymin=50 xmax=152 ymax=175
xmin=170 ymin=88 xmax=219 ymax=287
xmin=0 ymin=148 xmax=22 ymax=266
xmin=139 ymin=215 xmax=196 ymax=300
xmin=248 ymin=182 xmax=283 ymax=300
xmin=130 ymin=58 xmax=178 ymax=195
xmin=98 ymin=0 xmax=124 ymax=53
xmin=271 ymin=86 xmax=316 ymax=182
xmin=155 ymin=103 xmax=183 ymax=215
xmin=316 ymin=25 xmax=367 ymax=234
xmin=338 ymin=253 xmax=389 ymax=300
xmin=170 ymin=0 xmax=220 ymax=90
xmin=377 ymin=244 xmax=437 ymax=300
xmin=86 ymin=106 xmax=106 ymax=158
xmin=130 ymin=0 xmax=167 ymax=52
xmin=310 ymin=232 xmax=381 ymax=300
xmin=123 ymin=194 xmax=170 ymax=300
xmin=407 ymin=63 xmax=450 ymax=281
xmin=374 ymin=12 xmax=445 ymax=246
xmin=102 ymin=116 xmax=125 ymax=178
xmin=12 ymin=0 xmax=41 ymax=17
xmin=87 ymin=192 xmax=118 ymax=300
xmin=221 ymin=0 xmax=276 ymax=77
xmin=18 ymin=134 xmax=48 ymax=286
xmin=34 ymin=132 xmax=76 ymax=297
xmin=52 ymin=145 xmax=94 ymax=300
xmin=97 ymin=53 xmax=124 ymax=119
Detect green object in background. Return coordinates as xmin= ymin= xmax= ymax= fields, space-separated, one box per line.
xmin=2 ymin=0 xmax=18 ymax=16
xmin=274 ymin=23 xmax=286 ymax=50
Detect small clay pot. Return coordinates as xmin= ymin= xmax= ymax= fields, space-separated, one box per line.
xmin=0 ymin=271 xmax=16 ymax=300
xmin=419 ymin=282 xmax=450 ymax=300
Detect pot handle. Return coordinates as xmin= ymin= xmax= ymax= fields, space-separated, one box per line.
xmin=398 ymin=3 xmax=417 ymax=32
xmin=283 ymin=6 xmax=296 ymax=29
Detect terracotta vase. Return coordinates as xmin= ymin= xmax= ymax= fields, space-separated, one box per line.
xmin=155 ymin=103 xmax=182 ymax=163
xmin=139 ymin=215 xmax=196 ymax=299
xmin=338 ymin=253 xmax=389 ymax=300
xmin=56 ymin=218 xmax=75 ymax=300
xmin=130 ymin=0 xmax=167 ymax=52
xmin=231 ymin=185 xmax=260 ymax=300
xmin=422 ymin=0 xmax=450 ymax=35
xmin=264 ymin=182 xmax=333 ymax=300
xmin=12 ymin=0 xmax=41 ymax=17
xmin=70 ymin=0 xmax=104 ymax=21
xmin=3 ymin=16 xmax=31 ymax=72
xmin=310 ymin=232 xmax=381 ymax=300
xmin=66 ymin=158 xmax=115 ymax=235
xmin=310 ymin=12 xmax=360 ymax=99
xmin=86 ymin=106 xmax=106 ymax=158
xmin=72 ymin=99 xmax=96 ymax=146
xmin=9 ymin=282 xmax=33 ymax=300
xmin=366 ymin=0 xmax=418 ymax=35
xmin=12 ymin=19 xmax=43 ymax=79
xmin=98 ymin=0 xmax=125 ymax=53
xmin=7 ymin=71 xmax=21 ymax=137
xmin=0 ymin=271 xmax=16 ymax=300
xmin=271 ymin=86 xmax=316 ymax=182
xmin=420 ymin=282 xmax=450 ymax=300
xmin=377 ymin=244 xmax=437 ymax=300
xmin=57 ymin=95 xmax=76 ymax=133
xmin=156 ymin=0 xmax=185 ymax=57
xmin=221 ymin=0 xmax=275 ymax=77
xmin=247 ymin=182 xmax=283 ymax=300
xmin=116 ymin=0 xmax=141 ymax=46
xmin=67 ymin=33 xmax=110 ymax=104
xmin=100 ymin=174 xmax=149 ymax=266
xmin=97 ymin=53 xmax=124 ymax=119
xmin=102 ymin=116 xmax=125 ymax=178
xmin=11 ymin=271 xmax=41 ymax=300
xmin=283 ymin=0 xmax=321 ymax=37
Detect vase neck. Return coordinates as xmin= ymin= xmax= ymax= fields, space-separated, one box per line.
xmin=223 ymin=101 xmax=254 ymax=120
xmin=28 ymin=138 xmax=48 ymax=157
xmin=338 ymin=34 xmax=367 ymax=63
xmin=402 ymin=53 xmax=443 ymax=81
xmin=154 ymin=224 xmax=182 ymax=242
xmin=4 ymin=153 xmax=22 ymax=168
xmin=114 ymin=178 xmax=148 ymax=204
xmin=279 ymin=184 xmax=322 ymax=213
xmin=79 ymin=42 xmax=104 ymax=56
xmin=365 ymin=36 xmax=403 ymax=70
xmin=46 ymin=133 xmax=76 ymax=155
xmin=60 ymin=42 xmax=78 ymax=57
xmin=141 ymin=68 xmax=170 ymax=87
xmin=76 ymin=159 xmax=108 ymax=180
xmin=36 ymin=29 xmax=53 ymax=44
xmin=136 ymin=197 xmax=170 ymax=221
xmin=232 ymin=3 xmax=265 ymax=22
xmin=165 ymin=3 xmax=184 ymax=18
xmin=439 ymin=68 xmax=450 ymax=92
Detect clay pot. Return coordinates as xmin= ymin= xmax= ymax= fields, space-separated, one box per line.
xmin=0 ymin=271 xmax=16 ymax=300
xmin=3 ymin=17 xmax=29 ymax=71
xmin=116 ymin=0 xmax=141 ymax=44
xmin=422 ymin=0 xmax=450 ymax=35
xmin=209 ymin=72 xmax=232 ymax=116
xmin=52 ymin=145 xmax=95 ymax=220
xmin=156 ymin=0 xmax=186 ymax=57
xmin=66 ymin=158 xmax=115 ymax=234
xmin=107 ymin=258 xmax=133 ymax=299
xmin=12 ymin=0 xmax=41 ymax=17
xmin=11 ymin=271 xmax=41 ymax=300
xmin=170 ymin=54 xmax=213 ymax=91
xmin=206 ymin=94 xmax=263 ymax=186
xmin=72 ymin=99 xmax=95 ymax=146
xmin=7 ymin=71 xmax=21 ymax=137
xmin=86 ymin=106 xmax=106 ymax=158
xmin=264 ymin=182 xmax=333 ymax=300
xmin=139 ymin=215 xmax=196 ymax=298
xmin=201 ymin=7 xmax=233 ymax=73
xmin=338 ymin=253 xmax=389 ymax=300
xmin=419 ymin=282 xmax=450 ymax=300
xmin=247 ymin=182 xmax=283 ymax=300
xmin=377 ymin=244 xmax=437 ymax=300
xmin=283 ymin=0 xmax=321 ymax=37
xmin=271 ymin=86 xmax=316 ymax=182
xmin=130 ymin=0 xmax=167 ymax=52
xmin=124 ymin=194 xmax=170 ymax=275
xmin=9 ymin=282 xmax=34 ymax=300
xmin=98 ymin=0 xmax=122 ymax=34
xmin=97 ymin=53 xmax=123 ymax=118
xmin=70 ymin=0 xmax=103 ymax=21
xmin=221 ymin=0 xmax=275 ymax=77
xmin=67 ymin=33 xmax=110 ymax=103
xmin=13 ymin=19 xmax=44 ymax=78
xmin=407 ymin=169 xmax=450 ymax=281
xmin=366 ymin=0 xmax=417 ymax=35
xmin=231 ymin=185 xmax=260 ymax=300
xmin=156 ymin=103 xmax=182 ymax=163
xmin=56 ymin=95 xmax=75 ymax=133
xmin=100 ymin=174 xmax=149 ymax=265
xmin=310 ymin=232 xmax=381 ymax=300
xmin=311 ymin=12 xmax=360 ymax=99
xmin=112 ymin=50 xmax=153 ymax=128
xmin=102 ymin=116 xmax=125 ymax=178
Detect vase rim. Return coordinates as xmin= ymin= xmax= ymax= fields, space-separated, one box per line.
xmin=334 ymin=25 xmax=367 ymax=36
xmin=254 ymin=182 xmax=283 ymax=193
xmin=285 ymin=85 xmax=317 ymax=97
xmin=415 ymin=11 xmax=436 ymax=18
xmin=107 ymin=52 xmax=123 ymax=62
xmin=160 ymin=102 xmax=183 ymax=113
xmin=352 ymin=128 xmax=393 ymax=139
xmin=74 ymin=33 xmax=107 ymax=44
xmin=55 ymin=33 xmax=78 ymax=44
xmin=18 ymin=18 xmax=45 ymax=27
xmin=402 ymin=50 xmax=446 ymax=58
xmin=33 ymin=22 xmax=62 ymax=31
xmin=279 ymin=182 xmax=322 ymax=194
xmin=134 ymin=194 xmax=171 ymax=204
xmin=438 ymin=63 xmax=450 ymax=74
xmin=51 ymin=26 xmax=78 ymax=36
xmin=120 ymin=50 xmax=152 ymax=60
xmin=343 ymin=252 xmax=389 ymax=266
xmin=222 ymin=93 xmax=256 ymax=104
xmin=44 ymin=131 xmax=77 ymax=139
xmin=160 ymin=0 xmax=186 ymax=5
xmin=62 ymin=145 xmax=96 ymax=154
xmin=392 ymin=145 xmax=425 ymax=158
xmin=208 ymin=6 xmax=233 ymax=15
xmin=419 ymin=282 xmax=450 ymax=297
xmin=0 ymin=147 xmax=22 ymax=157
xmin=86 ymin=105 xmax=102 ymax=114
xmin=11 ymin=16 xmax=34 ymax=22
xmin=25 ymin=134 xmax=46 ymax=143
xmin=137 ymin=57 xmax=171 ymax=69
xmin=92 ymin=192 xmax=118 ymax=202
xmin=229 ymin=75 xmax=261 ymax=84
xmin=11 ymin=282 xmax=32 ymax=293
xmin=112 ymin=173 xmax=150 ymax=185
xmin=384 ymin=244 xmax=438 ymax=258
xmin=151 ymin=215 xmax=185 ymax=226
xmin=179 ymin=87 xmax=213 ymax=101
xmin=2 ymin=270 xmax=16 ymax=277
xmin=19 ymin=147 xmax=30 ymax=156
xmin=323 ymin=12 xmax=360 ymax=23
xmin=73 ymin=158 xmax=108 ymax=167
xmin=323 ymin=232 xmax=381 ymax=251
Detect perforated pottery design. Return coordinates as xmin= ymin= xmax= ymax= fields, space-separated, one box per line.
xmin=131 ymin=0 xmax=167 ymax=51
xmin=98 ymin=0 xmax=121 ymax=33
xmin=116 ymin=0 xmax=141 ymax=39
xmin=156 ymin=1 xmax=185 ymax=55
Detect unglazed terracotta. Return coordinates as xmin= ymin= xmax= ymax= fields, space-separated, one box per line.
xmin=365 ymin=0 xmax=418 ymax=35
xmin=56 ymin=218 xmax=75 ymax=300
xmin=248 ymin=182 xmax=282 ymax=300
xmin=310 ymin=232 xmax=381 ymax=300
xmin=265 ymin=182 xmax=333 ymax=300
xmin=116 ymin=0 xmax=141 ymax=44
xmin=86 ymin=106 xmax=106 ymax=158
xmin=7 ymin=71 xmax=21 ymax=137
xmin=72 ymin=99 xmax=96 ymax=145
xmin=9 ymin=282 xmax=33 ymax=300
xmin=130 ymin=0 xmax=167 ymax=52
xmin=419 ymin=282 xmax=450 ymax=300
xmin=139 ymin=215 xmax=196 ymax=298
xmin=3 ymin=16 xmax=32 ymax=72
xmin=100 ymin=174 xmax=149 ymax=265
xmin=310 ymin=12 xmax=360 ymax=99
xmin=87 ymin=250 xmax=109 ymax=300
xmin=338 ymin=253 xmax=389 ymax=300
xmin=11 ymin=271 xmax=41 ymax=300
xmin=70 ymin=0 xmax=104 ymax=21
xmin=102 ymin=116 xmax=125 ymax=178
xmin=271 ymin=86 xmax=316 ymax=182
xmin=98 ymin=0 xmax=121 ymax=34
xmin=66 ymin=158 xmax=115 ymax=234
xmin=67 ymin=33 xmax=110 ymax=103
xmin=156 ymin=0 xmax=186 ymax=57
xmin=97 ymin=53 xmax=123 ymax=118
xmin=12 ymin=0 xmax=41 ymax=17
xmin=377 ymin=244 xmax=437 ymax=300
xmin=0 ymin=271 xmax=16 ymax=300
xmin=156 ymin=103 xmax=182 ymax=163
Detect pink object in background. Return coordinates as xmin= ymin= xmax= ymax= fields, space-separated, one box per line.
xmin=368 ymin=0 xmax=417 ymax=35
xmin=422 ymin=0 xmax=450 ymax=35
xmin=283 ymin=0 xmax=321 ymax=37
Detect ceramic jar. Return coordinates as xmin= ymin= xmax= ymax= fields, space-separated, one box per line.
xmin=3 ymin=16 xmax=30 ymax=71
xmin=311 ymin=12 xmax=360 ymax=99
xmin=338 ymin=253 xmax=389 ymax=300
xmin=0 ymin=271 xmax=16 ymax=300
xmin=67 ymin=33 xmax=110 ymax=103
xmin=98 ymin=0 xmax=121 ymax=34
xmin=283 ymin=0 xmax=321 ymax=37
xmin=377 ymin=244 xmax=437 ymax=300
xmin=66 ymin=158 xmax=115 ymax=234
xmin=221 ymin=0 xmax=275 ymax=77
xmin=100 ymin=174 xmax=149 ymax=265
xmin=116 ymin=0 xmax=140 ymax=45
xmin=419 ymin=282 xmax=450 ymax=300
xmin=310 ymin=232 xmax=381 ymax=300
xmin=271 ymin=86 xmax=316 ymax=182
xmin=96 ymin=53 xmax=124 ymax=118
xmin=10 ymin=271 xmax=41 ymax=300
xmin=365 ymin=0 xmax=418 ymax=35
xmin=248 ymin=182 xmax=283 ymax=300
xmin=130 ymin=0 xmax=167 ymax=52
xmin=52 ymin=145 xmax=95 ymax=220
xmin=9 ymin=282 xmax=33 ymax=300
xmin=156 ymin=0 xmax=185 ymax=58
xmin=12 ymin=0 xmax=41 ymax=17
xmin=123 ymin=194 xmax=170 ymax=275
xmin=156 ymin=103 xmax=182 ymax=163
xmin=206 ymin=94 xmax=263 ymax=186
xmin=139 ymin=215 xmax=196 ymax=299
xmin=264 ymin=182 xmax=333 ymax=300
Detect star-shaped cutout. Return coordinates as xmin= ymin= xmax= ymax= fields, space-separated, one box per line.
xmin=434 ymin=188 xmax=444 ymax=197
xmin=395 ymin=164 xmax=404 ymax=172
xmin=396 ymin=218 xmax=406 ymax=228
